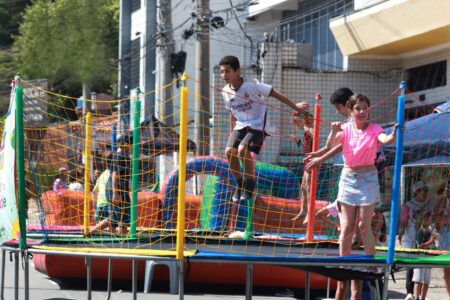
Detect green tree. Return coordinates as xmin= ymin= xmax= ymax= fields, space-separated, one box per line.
xmin=0 ymin=0 xmax=31 ymax=47
xmin=13 ymin=0 xmax=119 ymax=102
xmin=0 ymin=49 xmax=15 ymax=113
xmin=0 ymin=0 xmax=30 ymax=114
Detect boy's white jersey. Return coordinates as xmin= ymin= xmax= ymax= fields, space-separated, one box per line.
xmin=222 ymin=80 xmax=272 ymax=131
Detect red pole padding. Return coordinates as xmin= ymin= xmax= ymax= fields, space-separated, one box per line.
xmin=306 ymin=93 xmax=322 ymax=242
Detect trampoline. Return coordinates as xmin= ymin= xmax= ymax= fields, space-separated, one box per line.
xmin=2 ymin=234 xmax=448 ymax=300
xmin=1 ymin=76 xmax=449 ymax=300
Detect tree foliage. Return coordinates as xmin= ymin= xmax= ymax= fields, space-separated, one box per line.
xmin=13 ymin=0 xmax=119 ymax=89
xmin=0 ymin=0 xmax=31 ymax=47
xmin=0 ymin=0 xmax=30 ymax=115
xmin=0 ymin=48 xmax=16 ymax=117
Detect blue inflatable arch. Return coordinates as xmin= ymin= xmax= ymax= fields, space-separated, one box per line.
xmin=161 ymin=156 xmax=233 ymax=229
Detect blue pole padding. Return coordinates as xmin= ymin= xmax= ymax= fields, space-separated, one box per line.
xmin=111 ymin=124 xmax=117 ymax=154
xmin=387 ymin=81 xmax=406 ymax=265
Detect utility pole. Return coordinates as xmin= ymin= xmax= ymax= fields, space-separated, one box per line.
xmin=156 ymin=0 xmax=175 ymax=188
xmin=145 ymin=1 xmax=157 ymax=120
xmin=118 ymin=0 xmax=131 ymax=99
xmin=156 ymin=0 xmax=174 ymax=127
xmin=82 ymin=83 xmax=91 ymax=115
xmin=194 ymin=0 xmax=210 ymax=156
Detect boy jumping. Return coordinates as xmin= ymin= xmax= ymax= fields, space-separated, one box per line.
xmin=219 ymin=55 xmax=309 ymax=203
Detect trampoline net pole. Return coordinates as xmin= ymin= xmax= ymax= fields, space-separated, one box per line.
xmin=15 ymin=76 xmax=27 ymax=250
xmin=306 ymin=94 xmax=322 ymax=242
xmin=387 ymin=81 xmax=406 ymax=265
xmin=16 ymin=76 xmax=27 ymax=250
xmin=83 ymin=112 xmax=92 ymax=236
xmin=243 ymin=198 xmax=254 ymax=240
xmin=176 ymin=74 xmax=189 ymax=260
xmin=130 ymin=97 xmax=141 ymax=238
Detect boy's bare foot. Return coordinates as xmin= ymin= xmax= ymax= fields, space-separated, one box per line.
xmin=96 ymin=229 xmax=116 ymax=236
xmin=86 ymin=226 xmax=99 ymax=237
xmin=292 ymin=211 xmax=307 ymax=222
xmin=302 ymin=217 xmax=310 ymax=226
xmin=115 ymin=226 xmax=128 ymax=237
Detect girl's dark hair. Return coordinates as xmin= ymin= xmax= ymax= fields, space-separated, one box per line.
xmin=346 ymin=93 xmax=371 ymax=109
xmin=219 ymin=56 xmax=240 ymax=71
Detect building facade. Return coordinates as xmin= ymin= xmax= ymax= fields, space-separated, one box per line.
xmin=119 ymin=0 xmax=449 ymax=163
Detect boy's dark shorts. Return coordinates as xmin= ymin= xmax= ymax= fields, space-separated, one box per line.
xmin=110 ymin=188 xmax=131 ymax=227
xmin=109 ymin=204 xmax=122 ymax=228
xmin=94 ymin=205 xmax=110 ymax=222
xmin=226 ymin=127 xmax=266 ymax=154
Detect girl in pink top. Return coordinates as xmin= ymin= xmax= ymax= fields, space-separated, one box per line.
xmin=306 ymin=93 xmax=397 ymax=260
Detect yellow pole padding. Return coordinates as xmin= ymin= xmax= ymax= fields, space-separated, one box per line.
xmin=176 ymin=82 xmax=188 ymax=260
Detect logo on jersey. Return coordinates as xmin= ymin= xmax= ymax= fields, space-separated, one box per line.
xmin=232 ymin=101 xmax=252 ymax=113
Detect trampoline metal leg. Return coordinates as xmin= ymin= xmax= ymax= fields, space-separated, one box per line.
xmin=14 ymin=252 xmax=18 ymax=300
xmin=24 ymin=252 xmax=29 ymax=300
xmin=326 ymin=277 xmax=330 ymax=299
xmin=305 ymin=271 xmax=310 ymax=300
xmin=132 ymin=259 xmax=137 ymax=300
xmin=178 ymin=260 xmax=184 ymax=300
xmin=105 ymin=258 xmax=112 ymax=300
xmin=86 ymin=257 xmax=92 ymax=300
xmin=381 ymin=265 xmax=391 ymax=300
xmin=245 ymin=263 xmax=253 ymax=300
xmin=374 ymin=278 xmax=381 ymax=300
xmin=1 ymin=249 xmax=5 ymax=300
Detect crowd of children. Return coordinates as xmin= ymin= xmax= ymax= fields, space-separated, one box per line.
xmin=52 ymin=136 xmax=133 ymax=237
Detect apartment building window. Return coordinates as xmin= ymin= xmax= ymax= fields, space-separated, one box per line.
xmin=282 ymin=0 xmax=353 ymax=70
xmin=407 ymin=60 xmax=447 ymax=92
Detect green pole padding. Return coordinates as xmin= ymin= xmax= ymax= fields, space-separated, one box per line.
xmin=130 ymin=99 xmax=141 ymax=239
xmin=200 ymin=175 xmax=218 ymax=229
xmin=243 ymin=197 xmax=254 ymax=240
xmin=15 ymin=76 xmax=27 ymax=250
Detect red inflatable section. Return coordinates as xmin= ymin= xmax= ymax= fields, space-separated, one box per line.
xmin=254 ymin=196 xmax=329 ymax=234
xmin=35 ymin=191 xmax=336 ymax=290
xmin=33 ymin=253 xmax=336 ymax=290
xmin=39 ymin=191 xmax=332 ymax=233
xmin=39 ymin=190 xmax=202 ymax=229
xmin=41 ymin=190 xmax=93 ymax=227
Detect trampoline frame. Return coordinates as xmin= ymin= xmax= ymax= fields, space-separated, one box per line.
xmin=4 ymin=77 xmax=449 ymax=300
xmin=1 ymin=244 xmax=391 ymax=300
xmin=1 ymin=245 xmax=446 ymax=300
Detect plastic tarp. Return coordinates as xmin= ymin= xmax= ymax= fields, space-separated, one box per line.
xmin=0 ymin=84 xmax=19 ymax=243
xmin=384 ymin=110 xmax=449 ymax=150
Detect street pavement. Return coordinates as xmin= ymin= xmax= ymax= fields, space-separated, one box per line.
xmin=1 ymin=250 xmax=448 ymax=300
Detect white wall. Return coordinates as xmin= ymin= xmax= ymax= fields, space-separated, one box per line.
xmin=354 ymin=0 xmax=386 ymax=10
xmin=135 ymin=1 xmax=450 ymax=163
xmin=212 ymin=41 xmax=450 ymax=164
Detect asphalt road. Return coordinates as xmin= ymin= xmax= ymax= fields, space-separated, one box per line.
xmin=1 ymin=250 xmax=448 ymax=300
